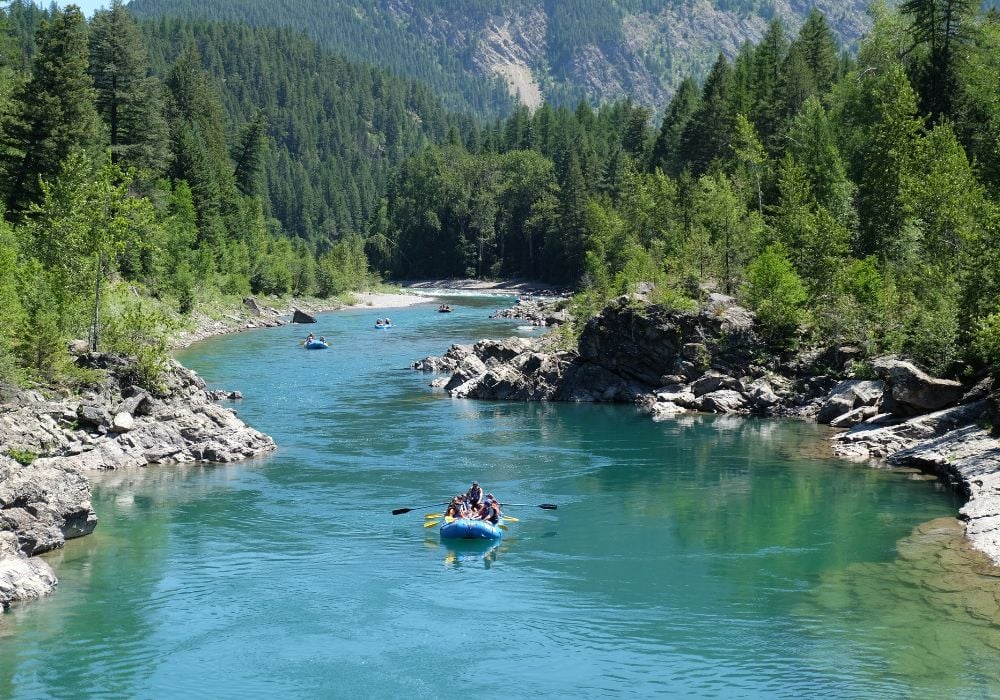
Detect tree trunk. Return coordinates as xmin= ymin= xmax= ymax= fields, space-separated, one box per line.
xmin=90 ymin=252 xmax=102 ymax=352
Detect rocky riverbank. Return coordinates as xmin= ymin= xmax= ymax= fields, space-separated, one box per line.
xmin=413 ymin=293 xmax=1000 ymax=565
xmin=0 ymin=352 xmax=275 ymax=612
xmin=0 ymin=287 xmax=443 ymax=612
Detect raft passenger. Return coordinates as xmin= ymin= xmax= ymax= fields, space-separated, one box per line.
xmin=467 ymin=481 xmax=483 ymax=508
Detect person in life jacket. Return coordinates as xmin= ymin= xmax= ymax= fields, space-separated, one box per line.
xmin=466 ymin=482 xmax=483 ymax=508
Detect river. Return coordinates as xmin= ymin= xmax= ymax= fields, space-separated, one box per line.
xmin=2 ymin=294 xmax=999 ymax=698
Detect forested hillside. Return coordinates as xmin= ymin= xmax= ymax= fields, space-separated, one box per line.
xmin=0 ymin=0 xmax=456 ymax=389
xmin=3 ymin=0 xmax=1000 ymax=396
xmin=377 ymin=4 xmax=1000 ymax=377
xmin=126 ymin=0 xmax=870 ymax=112
xmin=139 ymin=18 xmax=459 ymax=242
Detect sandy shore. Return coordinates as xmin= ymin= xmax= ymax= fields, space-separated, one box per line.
xmin=402 ymin=278 xmax=565 ymax=293
xmin=347 ymin=291 xmax=436 ymax=309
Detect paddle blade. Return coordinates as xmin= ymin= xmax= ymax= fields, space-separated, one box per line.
xmin=444 ymin=516 xmax=455 ymax=523
xmin=391 ymin=507 xmax=413 ymax=515
xmin=425 ymin=513 xmax=443 ymax=519
xmin=539 ymin=503 xmax=557 ymax=510
xmin=501 ymin=515 xmax=519 ymax=522
xmin=423 ymin=520 xmax=440 ymax=528
xmin=498 ymin=524 xmax=508 ymax=531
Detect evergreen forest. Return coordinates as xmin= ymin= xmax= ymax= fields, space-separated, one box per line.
xmin=1 ymin=0 xmax=1000 ymax=392
xmin=126 ymin=0 xmax=869 ymax=113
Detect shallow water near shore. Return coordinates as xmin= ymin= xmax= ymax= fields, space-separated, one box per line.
xmin=2 ymin=296 xmax=999 ymax=698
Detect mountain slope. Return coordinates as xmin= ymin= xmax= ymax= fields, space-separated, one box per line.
xmin=127 ymin=0 xmax=871 ymax=112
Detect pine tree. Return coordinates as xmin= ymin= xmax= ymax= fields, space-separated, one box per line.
xmin=232 ymin=109 xmax=268 ymax=197
xmin=750 ymin=19 xmax=789 ymax=149
xmin=650 ymin=77 xmax=700 ymax=175
xmin=679 ymin=54 xmax=735 ymax=174
xmin=2 ymin=6 xmax=100 ymax=218
xmin=796 ymin=9 xmax=839 ymax=97
xmin=832 ymin=18 xmax=923 ymax=261
xmin=785 ymin=96 xmax=855 ymax=229
xmin=900 ymin=0 xmax=979 ymax=119
xmin=88 ymin=0 xmax=168 ymax=172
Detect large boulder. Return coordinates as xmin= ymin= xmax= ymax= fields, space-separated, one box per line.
xmin=412 ymin=344 xmax=474 ymax=373
xmin=243 ymin=297 xmax=264 ymax=316
xmin=452 ymin=364 xmax=528 ymax=400
xmin=472 ymin=338 xmax=532 ymax=367
xmin=871 ymin=356 xmax=963 ymax=415
xmin=291 ymin=308 xmax=316 ymax=324
xmin=746 ymin=379 xmax=780 ymax=411
xmin=816 ymin=380 xmax=885 ymax=424
xmin=76 ymin=403 xmax=111 ymax=430
xmin=0 ymin=456 xmax=97 ymax=555
xmin=444 ymin=355 xmax=488 ymax=392
xmin=112 ymin=412 xmax=135 ymax=433
xmin=699 ymin=389 xmax=747 ymax=414
xmin=0 ymin=531 xmax=57 ymax=611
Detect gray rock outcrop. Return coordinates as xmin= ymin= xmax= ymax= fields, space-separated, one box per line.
xmin=292 ymin=308 xmax=317 ymax=324
xmin=0 ymin=531 xmax=57 ymax=611
xmin=0 ymin=455 xmax=96 ymax=555
xmin=816 ymin=379 xmax=884 ymax=424
xmin=1 ymin=353 xmax=276 ymax=610
xmin=871 ymin=356 xmax=964 ymax=415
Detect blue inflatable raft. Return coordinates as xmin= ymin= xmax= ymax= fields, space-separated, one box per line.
xmin=439 ymin=518 xmax=503 ymax=540
xmin=304 ymin=340 xmax=329 ymax=349
xmin=375 ymin=323 xmax=393 ymax=329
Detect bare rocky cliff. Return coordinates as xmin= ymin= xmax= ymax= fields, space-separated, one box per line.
xmin=385 ymin=0 xmax=870 ymax=108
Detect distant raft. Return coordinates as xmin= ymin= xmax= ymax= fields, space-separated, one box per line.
xmin=439 ymin=517 xmax=504 ymax=540
xmin=304 ymin=340 xmax=329 ymax=349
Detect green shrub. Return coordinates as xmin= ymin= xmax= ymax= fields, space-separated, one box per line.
xmin=103 ymin=301 xmax=177 ymax=392
xmin=7 ymin=448 xmax=37 ymax=465
xmin=742 ymin=243 xmax=808 ymax=349
xmin=974 ymin=311 xmax=1000 ymax=375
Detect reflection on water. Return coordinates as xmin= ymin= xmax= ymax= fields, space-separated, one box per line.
xmin=428 ymin=538 xmax=503 ymax=569
xmin=805 ymin=517 xmax=1000 ymax=697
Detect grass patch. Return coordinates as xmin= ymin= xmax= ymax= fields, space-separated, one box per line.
xmin=7 ymin=448 xmax=37 ymax=465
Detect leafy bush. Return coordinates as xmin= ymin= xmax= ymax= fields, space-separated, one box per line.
xmin=742 ymin=244 xmax=808 ymax=348
xmin=103 ymin=301 xmax=177 ymax=392
xmin=974 ymin=311 xmax=1000 ymax=375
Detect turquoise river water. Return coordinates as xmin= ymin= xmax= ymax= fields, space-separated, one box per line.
xmin=2 ymin=294 xmax=1000 ymax=699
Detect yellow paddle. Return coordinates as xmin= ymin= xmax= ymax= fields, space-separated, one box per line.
xmin=424 ymin=520 xmax=440 ymax=528
xmin=500 ymin=515 xmax=519 ymax=522
xmin=425 ymin=513 xmax=443 ymax=519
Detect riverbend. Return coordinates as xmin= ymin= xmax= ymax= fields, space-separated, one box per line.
xmin=2 ymin=296 xmax=999 ymax=698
